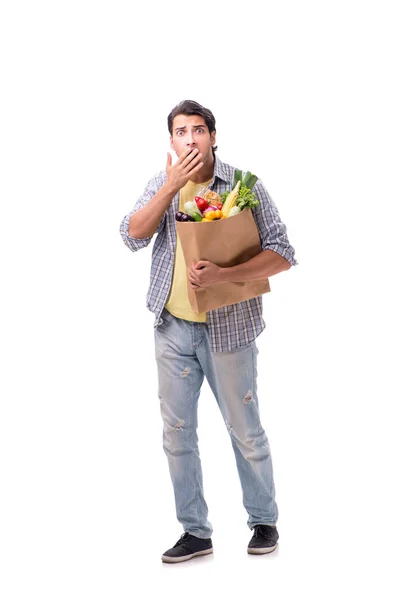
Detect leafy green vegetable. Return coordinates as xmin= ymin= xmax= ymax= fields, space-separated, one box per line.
xmin=242 ymin=171 xmax=258 ymax=190
xmin=220 ymin=190 xmax=230 ymax=203
xmin=220 ymin=169 xmax=260 ymax=210
xmin=236 ymin=185 xmax=259 ymax=210
xmin=233 ymin=169 xmax=243 ymax=188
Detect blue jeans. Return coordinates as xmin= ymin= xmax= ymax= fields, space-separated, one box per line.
xmin=154 ymin=308 xmax=278 ymax=539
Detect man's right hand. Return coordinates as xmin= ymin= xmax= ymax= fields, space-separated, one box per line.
xmin=165 ymin=148 xmax=204 ymax=194
xmin=128 ymin=148 xmax=203 ymax=240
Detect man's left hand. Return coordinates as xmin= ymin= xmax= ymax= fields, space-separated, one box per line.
xmin=189 ymin=260 xmax=222 ymax=289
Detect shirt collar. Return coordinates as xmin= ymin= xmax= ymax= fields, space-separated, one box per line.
xmin=213 ymin=154 xmax=231 ymax=184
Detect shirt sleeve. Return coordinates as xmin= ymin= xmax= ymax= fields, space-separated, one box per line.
xmin=251 ymin=179 xmax=297 ymax=266
xmin=120 ymin=172 xmax=167 ymax=253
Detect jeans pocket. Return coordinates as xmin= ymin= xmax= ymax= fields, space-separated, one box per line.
xmin=157 ymin=308 xmax=174 ymax=330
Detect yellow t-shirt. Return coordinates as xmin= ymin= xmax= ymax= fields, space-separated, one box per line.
xmin=165 ymin=179 xmax=212 ymax=322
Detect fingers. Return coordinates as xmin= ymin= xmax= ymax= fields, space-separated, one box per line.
xmin=189 ymin=272 xmax=200 ymax=288
xmin=194 ymin=261 xmax=208 ymax=269
xmin=189 ymin=265 xmax=199 ymax=286
xmin=177 ymin=147 xmax=196 ymax=166
xmin=181 ymin=148 xmax=202 ymax=169
xmin=167 ymin=147 xmax=204 ymax=191
xmin=187 ymin=159 xmax=204 ymax=175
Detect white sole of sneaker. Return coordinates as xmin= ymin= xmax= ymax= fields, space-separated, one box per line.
xmin=161 ymin=548 xmax=213 ymax=563
xmin=247 ymin=544 xmax=277 ymax=555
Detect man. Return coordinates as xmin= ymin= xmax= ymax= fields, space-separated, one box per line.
xmin=120 ymin=100 xmax=297 ymax=563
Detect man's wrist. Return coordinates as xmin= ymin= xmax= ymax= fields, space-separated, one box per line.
xmin=218 ymin=265 xmax=232 ymax=284
xmin=163 ymin=181 xmax=179 ymax=197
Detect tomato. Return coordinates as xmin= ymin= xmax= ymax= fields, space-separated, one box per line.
xmin=194 ymin=196 xmax=209 ymax=212
xmin=216 ymin=202 xmax=223 ymax=210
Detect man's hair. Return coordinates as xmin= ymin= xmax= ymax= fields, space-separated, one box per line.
xmin=167 ymin=100 xmax=218 ymax=153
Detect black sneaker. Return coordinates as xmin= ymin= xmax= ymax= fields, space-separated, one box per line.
xmin=162 ymin=532 xmax=213 ymax=563
xmin=247 ymin=524 xmax=279 ymax=554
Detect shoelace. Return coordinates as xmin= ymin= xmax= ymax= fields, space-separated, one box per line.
xmin=253 ymin=525 xmax=273 ymax=538
xmin=173 ymin=532 xmax=191 ymax=548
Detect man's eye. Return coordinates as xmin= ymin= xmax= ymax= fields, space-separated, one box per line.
xmin=177 ymin=131 xmax=184 ymax=136
xmin=196 ymin=128 xmax=204 ymax=133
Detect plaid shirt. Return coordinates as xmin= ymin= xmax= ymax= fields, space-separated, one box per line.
xmin=120 ymin=155 xmax=297 ymax=352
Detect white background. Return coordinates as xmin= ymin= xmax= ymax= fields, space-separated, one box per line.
xmin=1 ymin=0 xmax=399 ymax=598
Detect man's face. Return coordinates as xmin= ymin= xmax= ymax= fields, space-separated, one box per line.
xmin=170 ymin=114 xmax=216 ymax=166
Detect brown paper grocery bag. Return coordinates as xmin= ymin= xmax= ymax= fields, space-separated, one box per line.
xmin=176 ymin=208 xmax=271 ymax=313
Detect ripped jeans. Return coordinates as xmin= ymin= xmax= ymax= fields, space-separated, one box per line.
xmin=154 ymin=308 xmax=278 ymax=539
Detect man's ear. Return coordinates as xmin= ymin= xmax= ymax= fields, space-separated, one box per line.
xmin=170 ymin=136 xmax=175 ymax=152
xmin=211 ymin=131 xmax=216 ymax=147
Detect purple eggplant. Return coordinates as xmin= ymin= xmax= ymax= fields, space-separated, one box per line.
xmin=175 ymin=211 xmax=184 ymax=221
xmin=180 ymin=213 xmax=194 ymax=222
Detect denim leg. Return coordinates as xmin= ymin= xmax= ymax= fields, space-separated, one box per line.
xmin=196 ymin=337 xmax=278 ymax=529
xmin=154 ymin=313 xmax=213 ymax=539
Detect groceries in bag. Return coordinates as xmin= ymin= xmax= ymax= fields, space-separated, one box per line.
xmin=175 ymin=170 xmax=259 ymax=222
